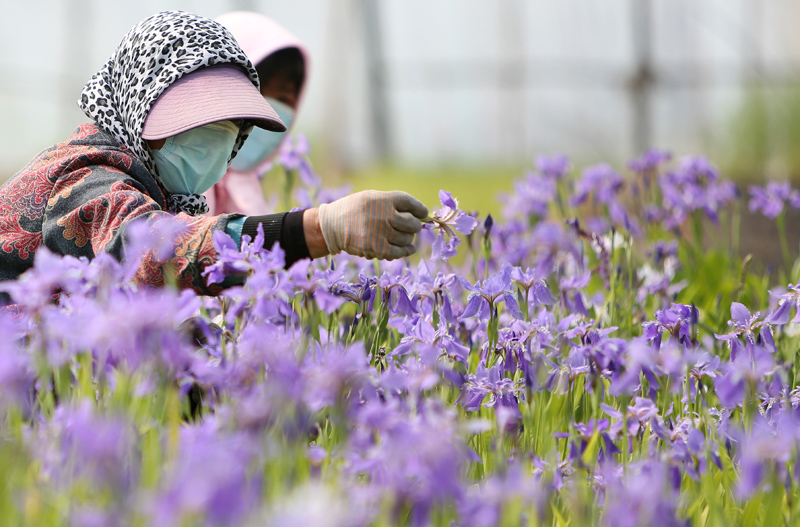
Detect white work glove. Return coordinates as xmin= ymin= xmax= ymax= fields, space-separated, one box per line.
xmin=317 ymin=190 xmax=428 ymax=260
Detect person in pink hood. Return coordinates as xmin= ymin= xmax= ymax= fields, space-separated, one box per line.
xmin=205 ymin=12 xmax=307 ymax=217
xmin=207 ymin=11 xmax=428 ymax=263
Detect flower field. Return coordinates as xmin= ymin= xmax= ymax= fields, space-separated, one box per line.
xmin=3 ymin=144 xmax=800 ymax=526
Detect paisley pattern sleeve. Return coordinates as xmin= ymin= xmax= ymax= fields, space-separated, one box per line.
xmin=42 ymin=163 xmax=226 ymax=295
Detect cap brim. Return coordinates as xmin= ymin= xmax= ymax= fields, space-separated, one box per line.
xmin=142 ymin=64 xmax=286 ymax=140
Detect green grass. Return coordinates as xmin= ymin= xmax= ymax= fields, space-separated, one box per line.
xmin=332 ymin=164 xmax=525 ymax=219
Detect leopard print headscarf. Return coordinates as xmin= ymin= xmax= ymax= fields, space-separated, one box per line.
xmin=78 ymin=10 xmax=258 ymax=215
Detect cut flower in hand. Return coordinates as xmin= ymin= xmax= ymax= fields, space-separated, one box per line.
xmin=422 ymin=190 xmax=478 ymax=261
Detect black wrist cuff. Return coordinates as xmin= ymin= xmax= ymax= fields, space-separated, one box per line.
xmin=242 ymin=210 xmax=310 ymax=268
xmin=242 ymin=213 xmax=285 ymax=248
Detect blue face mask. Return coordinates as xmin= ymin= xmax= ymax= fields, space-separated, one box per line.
xmin=229 ymin=97 xmax=294 ymax=172
xmin=150 ymin=120 xmax=239 ymax=195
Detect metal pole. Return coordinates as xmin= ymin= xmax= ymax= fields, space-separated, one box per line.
xmin=322 ymin=0 xmax=357 ymax=173
xmin=497 ymin=0 xmax=526 ymax=161
xmin=231 ymin=0 xmax=257 ymax=12
xmin=630 ymin=0 xmax=654 ymax=156
xmin=60 ymin=0 xmax=93 ymax=136
xmin=744 ymin=0 xmax=767 ymax=175
xmin=361 ymin=0 xmax=391 ymax=161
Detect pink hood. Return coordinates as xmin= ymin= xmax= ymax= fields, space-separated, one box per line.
xmin=217 ymin=11 xmax=310 ymax=116
xmin=207 ymin=12 xmax=310 ymax=216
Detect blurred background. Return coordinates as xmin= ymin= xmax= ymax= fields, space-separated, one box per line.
xmin=3 ymin=0 xmax=800 ymax=217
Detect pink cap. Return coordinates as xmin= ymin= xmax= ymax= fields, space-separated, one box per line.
xmin=141 ymin=64 xmax=286 ymax=140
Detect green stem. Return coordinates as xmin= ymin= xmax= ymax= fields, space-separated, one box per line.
xmin=777 ymin=212 xmax=793 ymax=280
xmin=626 ymin=237 xmax=635 ymax=333
xmin=283 ymin=168 xmax=295 ymax=211
xmin=692 ymin=210 xmax=704 ymax=257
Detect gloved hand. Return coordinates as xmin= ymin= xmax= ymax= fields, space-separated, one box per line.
xmin=317 ymin=190 xmax=428 ymax=260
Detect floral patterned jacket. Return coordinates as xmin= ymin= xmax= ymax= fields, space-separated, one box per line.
xmin=0 ymin=124 xmax=230 ymax=294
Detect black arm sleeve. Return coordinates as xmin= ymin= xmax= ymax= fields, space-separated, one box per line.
xmin=241 ymin=210 xmax=310 ymax=268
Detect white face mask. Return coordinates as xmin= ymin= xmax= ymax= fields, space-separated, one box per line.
xmin=229 ymin=97 xmax=294 ymax=172
xmin=150 ymin=120 xmax=239 ymax=195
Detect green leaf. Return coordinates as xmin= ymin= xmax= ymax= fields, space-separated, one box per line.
xmin=762 ymin=486 xmax=784 ymax=527
xmin=581 ymin=429 xmax=600 ymax=467
xmin=741 ymin=493 xmax=762 ymax=527
xmin=551 ymin=502 xmax=568 ymax=527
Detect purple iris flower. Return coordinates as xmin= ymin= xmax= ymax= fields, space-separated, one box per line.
xmin=637 ymin=263 xmax=687 ymax=307
xmin=748 ymin=181 xmax=800 ymax=219
xmin=601 ymin=397 xmax=660 ymax=437
xmin=213 ymin=239 xmax=303 ymax=326
xmin=530 ymin=220 xmax=582 ymax=272
xmin=458 ymin=264 xmax=524 ymax=321
xmin=510 ymin=266 xmax=555 ymax=308
xmin=649 ymin=413 xmax=700 ymax=451
xmin=345 ymin=401 xmax=468 ymax=527
xmin=649 ymin=240 xmax=679 ymax=264
xmin=296 ymin=183 xmax=354 ymax=209
xmin=628 ymin=148 xmax=672 ymax=174
xmin=276 ymin=133 xmax=320 ymax=189
xmin=629 ymin=397 xmax=660 ymax=428
xmin=204 ymin=223 xmax=286 ymax=286
xmin=458 ymin=463 xmax=547 ymax=527
xmin=285 ymin=259 xmax=347 ymax=315
xmin=328 ymin=270 xmax=379 ymax=326
xmin=457 ymin=362 xmax=524 ymax=433
xmin=536 ymin=153 xmax=571 ymax=180
xmin=68 ymin=508 xmax=122 ymax=527
xmin=410 ymin=260 xmax=458 ymax=324
xmin=687 ymin=354 xmax=721 ymax=401
xmin=501 ymin=317 xmax=559 ymax=390
xmin=492 ymin=321 xmax=557 ymax=378
xmin=149 ymin=424 xmax=260 ymax=527
xmin=600 ymin=460 xmax=687 ymax=527
xmin=379 ymin=350 xmax=443 ymax=395
xmin=568 ymin=330 xmax=629 ymax=392
xmin=571 ymin=163 xmax=624 ymax=206
xmin=657 ymin=156 xmax=737 ymax=229
xmin=436 ymin=190 xmax=479 ymax=235
xmin=277 ymin=133 xmax=308 ymax=168
xmin=314 ymin=184 xmax=353 ymax=206
xmin=302 ymin=341 xmax=374 ymax=412
xmin=608 ymin=337 xmax=653 ymax=396
xmin=424 ymin=190 xmax=478 ymax=262
xmin=500 ymin=170 xmax=557 ymax=220
xmin=570 ymin=164 xmax=641 ymax=236
xmin=642 ymin=303 xmax=697 ymax=351
xmin=210 ymin=321 xmax=304 ymax=396
xmin=123 ymin=214 xmax=189 ymax=268
xmin=429 ymin=228 xmax=461 ymax=262
xmin=0 ymin=246 xmax=88 ymax=313
xmin=37 ymin=402 xmax=135 ymax=493
xmin=78 ymin=251 xmax=133 ymax=298
xmin=731 ymin=412 xmax=799 ymax=498
xmin=69 ymin=287 xmax=202 ymax=374
xmin=766 ymin=281 xmax=800 ymax=325
xmin=636 ymin=241 xmax=686 ymax=304
xmin=0 ymin=328 xmax=35 ymax=414
xmin=568 ymin=419 xmax=620 ymax=465
xmin=558 ymin=270 xmax=591 ymax=318
xmin=204 ymin=230 xmax=248 ymax=285
xmin=393 ymin=315 xmax=469 ymax=363
xmin=714 ymin=340 xmax=775 ymax=409
xmin=714 ymin=302 xmax=771 ymax=360
xmin=377 ymin=268 xmax=418 ymax=318
xmin=530 ymin=455 xmax=572 ymax=492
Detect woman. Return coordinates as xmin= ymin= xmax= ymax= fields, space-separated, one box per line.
xmin=205 ymin=11 xmax=309 ymax=218
xmin=0 ymin=11 xmax=428 ymax=295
